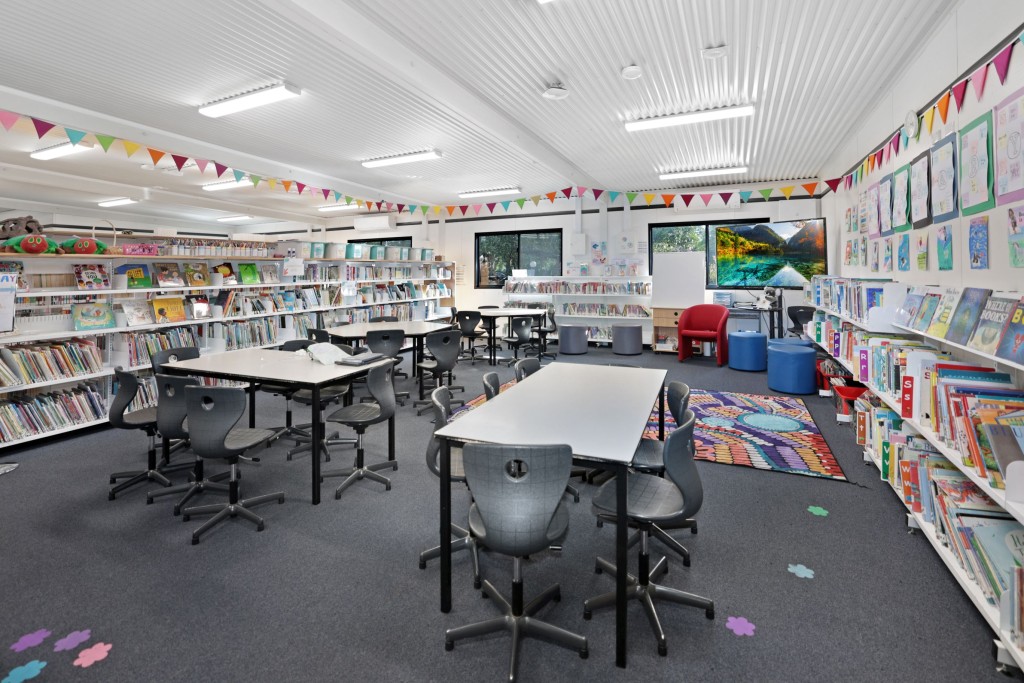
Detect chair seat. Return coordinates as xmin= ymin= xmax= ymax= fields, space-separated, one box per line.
xmin=431 ymin=446 xmax=466 ymax=481
xmin=259 ymin=382 xmax=295 ymax=396
xmin=293 ymin=385 xmax=349 ymax=405
xmin=631 ymin=439 xmax=664 ymax=472
xmin=326 ymin=401 xmax=382 ymax=425
xmin=678 ymin=329 xmax=719 ymax=340
xmin=418 ymin=359 xmax=439 ymax=371
xmin=123 ymin=406 xmax=158 ymax=428
xmin=467 ymin=500 xmax=569 ymax=551
xmin=225 ymin=427 xmax=275 ymax=451
xmin=592 ymin=472 xmax=683 ymax=523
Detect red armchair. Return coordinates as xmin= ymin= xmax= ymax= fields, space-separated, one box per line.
xmin=677 ymin=304 xmax=729 ymax=366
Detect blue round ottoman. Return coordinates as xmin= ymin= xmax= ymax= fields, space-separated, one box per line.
xmin=768 ymin=338 xmax=813 ymax=348
xmin=768 ymin=345 xmax=817 ymax=394
xmin=728 ymin=331 xmax=767 ymax=371
xmin=559 ymin=325 xmax=588 ymax=355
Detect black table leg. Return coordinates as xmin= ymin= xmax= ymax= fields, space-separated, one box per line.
xmin=615 ymin=462 xmax=628 ymax=668
xmin=440 ymin=436 xmax=452 ymax=612
xmin=659 ymin=383 xmax=665 ymax=441
xmin=311 ymin=385 xmax=321 ymax=505
xmin=248 ymin=382 xmax=256 ymax=428
xmin=388 ymin=414 xmax=395 ymax=462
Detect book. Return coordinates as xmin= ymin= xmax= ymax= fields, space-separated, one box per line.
xmin=237 ymin=263 xmax=260 ymax=285
xmin=984 ymin=424 xmax=1024 ymax=479
xmin=911 ymin=292 xmax=942 ymax=331
xmin=212 ymin=263 xmax=237 ymax=285
xmin=183 ymin=262 xmax=211 ymax=287
xmin=71 ymin=303 xmax=115 ymax=330
xmin=114 ymin=263 xmax=152 ymax=289
xmin=150 ymin=296 xmax=187 ymax=324
xmin=995 ymin=299 xmax=1024 ymax=365
xmin=186 ymin=295 xmax=211 ymax=320
xmin=895 ymin=288 xmax=926 ymax=327
xmin=969 ymin=296 xmax=1018 ymax=355
xmin=945 ymin=287 xmax=992 ymax=346
xmin=969 ymin=216 xmax=989 ymax=269
xmin=120 ymin=300 xmax=155 ymax=327
xmin=259 ymin=264 xmax=280 ymax=284
xmin=153 ymin=263 xmax=186 ymax=287
xmin=926 ymin=288 xmax=963 ymax=338
xmin=73 ymin=264 xmax=110 ymax=290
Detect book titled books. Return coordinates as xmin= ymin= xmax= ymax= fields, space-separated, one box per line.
xmin=153 ymin=263 xmax=186 ymax=287
xmin=73 ymin=264 xmax=110 ymax=290
xmin=72 ymin=303 xmax=116 ymax=330
xmin=150 ymin=296 xmax=187 ymax=324
xmin=995 ymin=299 xmax=1024 ymax=365
xmin=213 ymin=263 xmax=237 ymax=285
xmin=183 ymin=262 xmax=211 ymax=287
xmin=970 ymin=297 xmax=1019 ymax=355
xmin=120 ymin=300 xmax=155 ymax=327
xmin=237 ymin=263 xmax=260 ymax=285
xmin=114 ymin=263 xmax=152 ymax=289
xmin=945 ymin=287 xmax=992 ymax=346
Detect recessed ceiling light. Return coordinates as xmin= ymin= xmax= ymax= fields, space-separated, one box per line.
xmin=29 ymin=141 xmax=93 ymax=161
xmin=542 ymin=84 xmax=569 ymax=100
xmin=361 ymin=150 xmax=442 ymax=168
xmin=318 ymin=204 xmax=363 ymax=212
xmin=97 ymin=198 xmax=137 ymax=208
xmin=201 ymin=179 xmax=249 ymax=192
xmin=216 ymin=215 xmax=254 ymax=222
xmin=659 ymin=166 xmax=748 ymax=180
xmin=621 ymin=65 xmax=643 ymax=80
xmin=625 ymin=104 xmax=755 ymax=132
xmin=198 ymin=83 xmax=302 ymax=118
xmin=458 ymin=188 xmax=521 ymax=199
xmin=701 ymin=45 xmax=729 ymax=61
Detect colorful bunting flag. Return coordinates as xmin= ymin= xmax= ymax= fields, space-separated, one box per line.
xmin=322 ymin=188 xmax=330 ymax=200
xmin=0 ymin=110 xmax=19 ymax=132
xmin=194 ymin=159 xmax=209 ymax=174
xmin=421 ymin=206 xmax=429 ymax=214
xmin=758 ymin=189 xmax=773 ymax=201
xmin=923 ymin=107 xmax=935 ymax=134
xmin=64 ymin=128 xmax=87 ymax=146
xmin=546 ymin=191 xmax=558 ymax=203
xmin=625 ymin=192 xmax=638 ymax=204
xmin=385 ymin=202 xmax=393 ymax=212
xmin=171 ymin=154 xmax=189 ymax=172
xmin=993 ymin=42 xmax=1015 ymax=84
xmin=332 ymin=190 xmax=341 ymax=202
xmin=529 ymin=196 xmax=540 ymax=206
xmin=148 ymin=148 xmax=166 ymax=166
xmin=719 ymin=192 xmax=733 ymax=205
xmin=456 ymin=205 xmax=466 ymax=215
xmin=800 ymin=182 xmax=817 ymax=197
xmin=643 ymin=193 xmax=656 ymax=206
xmin=824 ymin=178 xmax=842 ymax=193
xmin=214 ymin=162 xmax=228 ymax=178
xmin=267 ymin=178 xmax=277 ymax=190
xmin=739 ymin=190 xmax=753 ymax=203
xmin=344 ymin=195 xmax=353 ymax=205
xmin=446 ymin=206 xmax=456 ymax=216
xmin=407 ymin=205 xmax=417 ymax=214
xmin=281 ymin=180 xmax=292 ymax=192
xmin=296 ymin=182 xmax=306 ymax=195
xmin=31 ymin=118 xmax=55 ymax=139
xmin=561 ymin=186 xmax=573 ymax=199
xmin=900 ymin=128 xmax=908 ymax=151
xmin=681 ymin=194 xmax=694 ymax=207
xmin=951 ymin=79 xmax=968 ymax=112
xmin=936 ymin=91 xmax=951 ymax=124
xmin=516 ymin=198 xmax=526 ymax=209
xmin=466 ymin=204 xmax=477 ymax=215
xmin=972 ymin=63 xmax=989 ymax=101
xmin=699 ymin=194 xmax=713 ymax=206
xmin=485 ymin=203 xmax=496 ymax=214
xmin=500 ymin=201 xmax=511 ymax=212
xmin=608 ymin=191 xmax=620 ymax=204
xmin=95 ymin=134 xmax=116 ymax=152
xmin=576 ymin=186 xmax=587 ymax=197
xmin=592 ymin=188 xmax=604 ymax=200
xmin=875 ymin=149 xmax=883 ymax=167
xmin=867 ymin=155 xmax=875 ymax=173
xmin=250 ymin=175 xmax=261 ymax=187
xmin=232 ymin=169 xmax=245 ymax=183
xmin=660 ymin=194 xmax=676 ymax=207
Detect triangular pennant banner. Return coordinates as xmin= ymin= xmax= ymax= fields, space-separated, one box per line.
xmin=972 ymin=64 xmax=989 ymax=101
xmin=232 ymin=169 xmax=245 ymax=183
xmin=900 ymin=129 xmax=909 ymax=150
xmin=719 ymin=192 xmax=733 ymax=205
xmin=95 ymin=134 xmax=116 ymax=152
xmin=561 ymin=186 xmax=574 ymax=199
xmin=250 ymin=175 xmax=261 ymax=187
xmin=31 ymin=118 xmax=55 ymax=139
xmin=643 ymin=193 xmax=656 ymax=206
xmin=681 ymin=194 xmax=694 ymax=207
xmin=758 ymin=188 xmax=773 ymax=201
xmin=739 ymin=190 xmax=753 ymax=203
xmin=485 ymin=203 xmax=496 ymax=214
xmin=801 ymin=182 xmax=818 ymax=196
xmin=446 ymin=206 xmax=456 ymax=216
xmin=875 ymin=149 xmax=884 ymax=167
xmin=516 ymin=198 xmax=526 ymax=209
xmin=333 ymin=190 xmax=342 ymax=202
xmin=546 ymin=191 xmax=558 ymax=203
xmin=282 ymin=180 xmax=292 ymax=192
xmin=824 ymin=178 xmax=842 ymax=193
xmin=660 ymin=194 xmax=676 ymax=207
xmin=406 ymin=205 xmax=415 ymax=214
xmin=0 ymin=110 xmax=19 ymax=132
xmin=867 ymin=155 xmax=875 ymax=173
xmin=951 ymin=79 xmax=969 ymax=112
xmin=608 ymin=191 xmax=620 ymax=204
xmin=994 ymin=42 xmax=1015 ymax=84
xmin=592 ymin=188 xmax=604 ymax=200
xmin=421 ymin=206 xmax=429 ymax=214
xmin=458 ymin=205 xmax=468 ymax=215
xmin=923 ymin=107 xmax=935 ymax=134
xmin=322 ymin=188 xmax=330 ymax=200
xmin=625 ymin=192 xmax=638 ymax=204
xmin=194 ymin=158 xmax=209 ymax=174
xmin=500 ymin=201 xmax=511 ymax=212
xmin=385 ymin=202 xmax=393 ymax=212
xmin=936 ymin=91 xmax=951 ymax=124
xmin=471 ymin=204 xmax=482 ymax=215
xmin=148 ymin=148 xmax=166 ymax=166
xmin=64 ymin=128 xmax=87 ymax=146
xmin=699 ymin=194 xmax=713 ymax=206
xmin=122 ymin=140 xmax=141 ymax=158
xmin=780 ymin=186 xmax=795 ymax=199
xmin=530 ymin=196 xmax=541 ymax=206
xmin=431 ymin=206 xmax=440 ymax=215
xmin=576 ymin=186 xmax=587 ymax=197
xmin=171 ymin=154 xmax=189 ymax=172
xmin=891 ymin=132 xmax=901 ymax=157
xmin=296 ymin=182 xmax=306 ymax=195
xmin=267 ymin=178 xmax=277 ymax=190
xmin=344 ymin=195 xmax=353 ymax=205
xmin=214 ymin=162 xmax=228 ymax=178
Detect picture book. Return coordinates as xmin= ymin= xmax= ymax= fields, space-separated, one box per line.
xmin=183 ymin=262 xmax=211 ymax=287
xmin=844 ymin=240 xmax=852 ymax=265
xmin=970 ymin=520 xmax=1024 ymax=598
xmin=259 ymin=264 xmax=280 ymax=284
xmin=72 ymin=303 xmax=115 ymax=330
xmin=945 ymin=287 xmax=992 ymax=346
xmin=897 ymin=233 xmax=910 ymax=271
xmin=73 ymin=264 xmax=110 ymax=290
xmin=969 ymin=216 xmax=989 ymax=269
xmin=150 ymin=296 xmax=187 ymax=324
xmin=186 ymin=295 xmax=211 ymax=319
xmin=911 ymin=292 xmax=942 ymax=331
xmin=895 ymin=289 xmax=926 ymax=327
xmin=984 ymin=424 xmax=1024 ymax=479
xmin=927 ymin=288 xmax=963 ymax=338
xmin=237 ymin=263 xmax=260 ymax=285
xmin=119 ymin=300 xmax=154 ymax=327
xmin=969 ymin=296 xmax=1019 ymax=355
xmin=995 ymin=299 xmax=1024 ymax=364
xmin=0 ymin=261 xmax=26 ymax=291
xmin=936 ymin=224 xmax=953 ymax=270
xmin=153 ymin=262 xmax=186 ymax=287
xmin=213 ymin=263 xmax=237 ymax=285
xmin=915 ymin=233 xmax=929 ymax=270
xmin=114 ymin=263 xmax=152 ymax=289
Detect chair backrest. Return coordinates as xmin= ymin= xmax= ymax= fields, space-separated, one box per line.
xmin=369 ymin=315 xmax=399 ymax=323
xmin=680 ymin=304 xmax=729 ymax=332
xmin=424 ymin=329 xmax=463 ymax=371
xmin=514 ymin=357 xmax=541 ymax=382
xmin=308 ymin=328 xmax=331 ymax=343
xmin=508 ymin=316 xmax=533 ymax=343
xmin=461 ymin=442 xmax=572 ymax=557
xmin=788 ymin=305 xmax=816 ymax=329
xmin=424 ymin=385 xmax=456 ymax=478
xmin=365 ymin=329 xmax=405 ymax=358
xmin=155 ymin=373 xmax=199 ymax=440
xmin=109 ymin=368 xmax=142 ymax=427
xmin=663 ymin=409 xmax=703 ymax=519
xmin=150 ymin=346 xmax=200 ymax=373
xmin=667 ymin=381 xmax=691 ymax=424
xmin=184 ymin=385 xmax=248 ymax=459
xmin=482 ymin=372 xmax=501 ymax=400
xmin=280 ymin=339 xmax=313 ymax=352
xmin=456 ymin=310 xmax=482 ymax=335
xmin=364 ymin=363 xmax=397 ymax=423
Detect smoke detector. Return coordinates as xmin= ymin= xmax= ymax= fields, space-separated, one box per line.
xmin=542 ymin=84 xmax=569 ymax=100
xmin=621 ymin=64 xmax=643 ymax=80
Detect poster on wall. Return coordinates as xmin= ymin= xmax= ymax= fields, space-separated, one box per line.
xmin=969 ymin=216 xmax=989 ymax=269
xmin=858 ymin=191 xmax=869 ymax=233
xmin=936 ymin=224 xmax=954 ymax=270
xmin=870 ymin=240 xmax=879 ymax=272
xmin=910 ymin=151 xmax=932 ymax=229
xmin=879 ymin=174 xmax=894 ymax=236
xmin=892 ymin=163 xmax=911 ymax=231
xmin=960 ymin=110 xmax=995 ymax=215
xmin=930 ymin=132 xmax=958 ymax=223
xmin=882 ymin=237 xmax=893 ymax=272
xmin=1011 ymin=205 xmax=1024 ymax=268
xmin=996 ymin=85 xmax=1024 ymax=205
xmin=897 ymin=232 xmax=910 ymax=271
xmin=860 ymin=236 xmax=868 ymax=265
xmin=851 ymin=237 xmax=859 ymax=266
xmin=915 ymin=233 xmax=929 ymax=270
xmin=614 ymin=232 xmax=637 ymax=255
xmin=590 ymin=241 xmax=607 ymax=267
xmin=845 ymin=207 xmax=854 ymax=232
xmin=866 ymin=183 xmax=881 ymax=237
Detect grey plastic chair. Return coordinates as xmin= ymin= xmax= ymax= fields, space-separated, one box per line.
xmin=482 ymin=372 xmax=501 ymax=400
xmin=502 ymin=316 xmax=534 ymax=366
xmin=308 ymin=328 xmax=331 ymax=343
xmin=583 ymin=410 xmax=715 ymax=656
xmin=369 ymin=315 xmax=399 ymax=323
xmin=533 ymin=309 xmax=557 ymax=362
xmin=444 ymin=443 xmax=587 ymax=680
xmin=262 ymin=339 xmax=315 ymax=444
xmin=513 ymin=358 xmax=540 ymax=382
xmin=415 ymin=329 xmax=465 ymax=415
xmin=286 ymin=342 xmax=356 ymax=462
xmin=418 ymin=387 xmax=481 ymax=588
xmin=146 ymin=374 xmax=231 ymax=515
xmin=180 ymin=386 xmax=283 ymax=545
xmin=456 ymin=310 xmax=486 ymax=363
xmin=321 ymin=363 xmax=398 ymax=498
xmin=149 ymin=345 xmax=201 ymax=462
xmin=362 ymin=329 xmax=410 ymax=405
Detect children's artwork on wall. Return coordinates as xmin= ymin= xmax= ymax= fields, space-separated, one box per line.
xmin=968 ymin=216 xmax=989 ymax=269
xmin=910 ymin=151 xmax=932 ymax=229
xmin=858 ymin=191 xmax=869 ymax=233
xmin=930 ymin=132 xmax=958 ymax=223
xmin=878 ymin=174 xmax=893 ymax=236
xmin=882 ymin=237 xmax=893 ymax=272
xmin=851 ymin=237 xmax=859 ymax=266
xmin=1011 ymin=205 xmax=1024 ymax=268
xmin=960 ymin=109 xmax=995 ymax=215
xmin=843 ymin=240 xmax=852 ymax=266
xmin=870 ymin=240 xmax=879 ymax=272
xmin=845 ymin=207 xmax=853 ymax=232
xmin=936 ymin=224 xmax=953 ymax=270
xmin=892 ymin=164 xmax=911 ymax=231
xmin=915 ymin=233 xmax=929 ymax=270
xmin=860 ymin=236 xmax=868 ymax=265
xmin=996 ymin=85 xmax=1024 ymax=205
xmin=590 ymin=241 xmax=607 ymax=267
xmin=897 ymin=232 xmax=910 ymax=271
xmin=866 ymin=183 xmax=881 ymax=237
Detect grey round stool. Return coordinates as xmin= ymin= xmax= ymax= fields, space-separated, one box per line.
xmin=559 ymin=325 xmax=588 ymax=355
xmin=612 ymin=324 xmax=643 ymax=356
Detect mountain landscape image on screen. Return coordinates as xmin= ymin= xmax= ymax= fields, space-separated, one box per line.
xmin=713 ymin=219 xmax=827 ymax=287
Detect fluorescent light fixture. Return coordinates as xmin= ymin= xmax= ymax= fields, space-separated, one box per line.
xmin=198 ymin=83 xmax=302 ymax=118
xmin=538 ymin=0 xmax=556 ymax=4
xmin=361 ymin=150 xmax=441 ymax=168
xmin=216 ymin=215 xmax=253 ymax=222
xmin=317 ymin=204 xmax=363 ymax=212
xmin=97 ymin=198 xmax=137 ymax=208
xmin=30 ymin=141 xmax=92 ymax=161
xmin=458 ymin=187 xmax=521 ymax=199
xmin=201 ymin=179 xmax=248 ymax=192
xmin=625 ymin=104 xmax=754 ymax=132
xmin=659 ymin=166 xmax=748 ymax=181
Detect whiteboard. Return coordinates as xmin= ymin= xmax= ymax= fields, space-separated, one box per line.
xmin=651 ymin=252 xmax=706 ymax=308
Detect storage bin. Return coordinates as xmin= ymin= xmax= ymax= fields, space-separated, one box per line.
xmin=345 ymin=243 xmax=364 ymax=259
xmin=311 ymin=242 xmax=326 ymax=259
xmin=369 ymin=246 xmax=385 ymax=259
xmin=399 ymin=247 xmax=410 ymax=260
xmin=421 ymin=248 xmax=434 ymax=261
xmin=408 ymin=247 xmax=423 ymax=261
xmin=384 ymin=246 xmax=402 ymax=260
xmin=326 ymin=243 xmax=344 ymax=259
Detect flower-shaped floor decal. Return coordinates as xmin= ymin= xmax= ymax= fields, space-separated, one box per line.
xmin=788 ymin=563 xmax=815 ymax=579
xmin=725 ymin=616 xmax=756 ymax=636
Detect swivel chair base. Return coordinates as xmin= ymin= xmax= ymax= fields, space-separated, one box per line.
xmin=414 ymin=374 xmax=464 ymax=415
xmin=182 ymin=464 xmax=284 ymax=545
xmin=146 ymin=458 xmax=232 ymax=515
xmin=320 ymin=432 xmax=397 ymax=498
xmin=419 ymin=522 xmax=482 ymax=589
xmin=108 ymin=431 xmax=192 ymax=500
xmin=598 ymin=513 xmax=697 ymax=566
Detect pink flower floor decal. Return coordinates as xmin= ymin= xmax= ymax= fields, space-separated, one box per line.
xmin=53 ymin=630 xmax=91 ymax=652
xmin=725 ymin=616 xmax=756 ymax=636
xmin=9 ymin=631 xmax=50 ymax=653
xmin=73 ymin=642 xmax=111 ymax=668
xmin=2 ymin=660 xmax=46 ymax=683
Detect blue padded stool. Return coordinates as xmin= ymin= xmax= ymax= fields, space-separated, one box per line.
xmin=612 ymin=324 xmax=643 ymax=356
xmin=559 ymin=325 xmax=588 ymax=355
xmin=768 ymin=345 xmax=817 ymax=394
xmin=768 ymin=338 xmax=813 ymax=348
xmin=728 ymin=331 xmax=767 ymax=371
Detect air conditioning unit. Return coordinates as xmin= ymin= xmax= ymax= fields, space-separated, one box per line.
xmin=353 ymin=213 xmax=398 ymax=231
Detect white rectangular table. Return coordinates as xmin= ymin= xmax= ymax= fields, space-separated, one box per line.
xmin=435 ymin=362 xmax=667 ymax=668
xmin=163 ymin=347 xmax=393 ymax=505
xmin=476 ymin=307 xmax=543 ymax=365
xmin=326 ymin=321 xmax=452 ymax=377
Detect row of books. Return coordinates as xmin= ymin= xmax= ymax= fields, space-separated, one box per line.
xmin=115 ymin=328 xmax=199 ymax=368
xmin=0 ymin=384 xmax=107 ymax=443
xmin=808 ymin=276 xmax=890 ymax=322
xmin=322 ymin=304 xmax=414 ymax=326
xmin=559 ymin=303 xmax=652 ymax=318
xmin=125 ymin=375 xmax=158 ymax=413
xmin=504 ymin=279 xmax=651 ymax=295
xmin=0 ymin=340 xmax=105 ymax=387
xmin=218 ymin=319 xmax=278 ymax=351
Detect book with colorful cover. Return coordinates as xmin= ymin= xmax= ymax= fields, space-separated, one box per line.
xmin=150 ymin=296 xmax=187 ymax=324
xmin=212 ymin=263 xmax=237 ymax=285
xmin=73 ymin=264 xmax=110 ymax=290
xmin=114 ymin=263 xmax=152 ymax=289
xmin=984 ymin=424 xmax=1024 ymax=480
xmin=186 ymin=295 xmax=211 ymax=319
xmin=968 ymin=296 xmax=1017 ymax=355
xmin=237 ymin=263 xmax=260 ymax=285
xmin=183 ymin=262 xmax=211 ymax=287
xmin=969 ymin=216 xmax=989 ymax=269
xmin=945 ymin=287 xmax=992 ymax=346
xmin=911 ymin=291 xmax=943 ymax=332
xmin=119 ymin=300 xmax=154 ymax=327
xmin=259 ymin=264 xmax=280 ymax=284
xmin=153 ymin=262 xmax=186 ymax=287
xmin=895 ymin=288 xmax=927 ymax=327
xmin=71 ymin=303 xmax=115 ymax=330
xmin=995 ymin=299 xmax=1024 ymax=365
xmin=970 ymin=520 xmax=1024 ymax=599
xmin=927 ymin=288 xmax=963 ymax=338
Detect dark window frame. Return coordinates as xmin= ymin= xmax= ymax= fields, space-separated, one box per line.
xmin=346 ymin=236 xmax=413 ymax=247
xmin=474 ymin=227 xmax=563 ymax=289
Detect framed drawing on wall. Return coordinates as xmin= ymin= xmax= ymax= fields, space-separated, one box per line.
xmin=960 ymin=109 xmax=995 ymax=215
xmin=892 ymin=163 xmax=911 ymax=232
xmin=910 ymin=150 xmax=932 ymax=229
xmin=878 ymin=173 xmax=894 ymax=236
xmin=930 ymin=132 xmax=958 ymax=223
xmin=996 ymin=85 xmax=1024 ymax=205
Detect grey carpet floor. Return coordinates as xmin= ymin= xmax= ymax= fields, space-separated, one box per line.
xmin=0 ymin=346 xmax=1014 ymax=682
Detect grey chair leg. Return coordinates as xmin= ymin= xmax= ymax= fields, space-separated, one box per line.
xmin=321 ymin=432 xmax=392 ymax=498
xmin=181 ymin=464 xmax=285 ymax=544
xmin=420 ymin=524 xmax=482 ymax=589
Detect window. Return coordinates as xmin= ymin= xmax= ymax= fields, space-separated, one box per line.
xmin=475 ymin=229 xmax=562 ymax=288
xmin=346 ymin=236 xmax=413 ymax=248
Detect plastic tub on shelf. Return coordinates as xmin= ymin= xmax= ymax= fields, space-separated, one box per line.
xmin=384 ymin=246 xmax=402 ymax=260
xmin=408 ymin=247 xmax=423 ymax=261
xmin=369 ymin=246 xmax=386 ymax=259
xmin=345 ymin=243 xmax=365 ymax=259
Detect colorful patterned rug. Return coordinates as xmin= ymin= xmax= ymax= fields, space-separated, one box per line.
xmin=645 ymin=389 xmax=846 ymax=481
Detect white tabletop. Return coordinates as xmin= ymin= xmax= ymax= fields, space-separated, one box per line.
xmin=436 ymin=362 xmax=666 ymax=464
xmin=326 ymin=321 xmax=452 ymax=339
xmin=163 ymin=348 xmax=390 ymax=387
xmin=476 ymin=308 xmax=542 ymax=318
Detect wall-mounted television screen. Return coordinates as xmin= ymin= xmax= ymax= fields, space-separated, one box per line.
xmin=706 ymin=218 xmax=827 ymax=289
